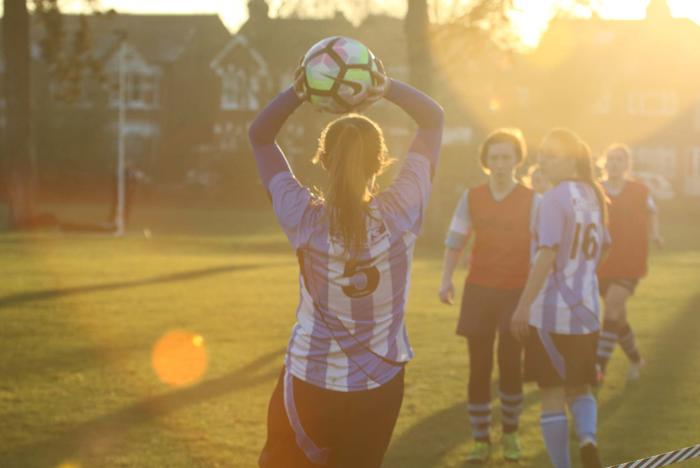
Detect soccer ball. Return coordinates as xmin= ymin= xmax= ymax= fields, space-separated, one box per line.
xmin=302 ymin=36 xmax=381 ymax=114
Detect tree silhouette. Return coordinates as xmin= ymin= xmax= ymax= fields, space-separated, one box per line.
xmin=2 ymin=0 xmax=102 ymax=228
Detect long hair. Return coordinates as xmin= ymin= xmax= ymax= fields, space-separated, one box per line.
xmin=543 ymin=128 xmax=609 ymax=225
xmin=313 ymin=114 xmax=391 ymax=255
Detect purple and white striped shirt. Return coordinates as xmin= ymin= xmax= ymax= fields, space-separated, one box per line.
xmin=529 ymin=181 xmax=610 ymax=335
xmin=249 ymin=80 xmax=443 ymax=391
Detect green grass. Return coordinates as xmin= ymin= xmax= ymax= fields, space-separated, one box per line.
xmin=1 ymin=205 xmax=699 ymax=467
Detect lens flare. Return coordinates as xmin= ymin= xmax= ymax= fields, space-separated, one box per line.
xmin=151 ymin=330 xmax=207 ymax=387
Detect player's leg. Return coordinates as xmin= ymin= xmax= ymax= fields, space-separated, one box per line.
xmin=566 ymin=385 xmax=601 ymax=468
xmin=330 ymin=368 xmax=404 ymax=468
xmin=540 ymin=386 xmax=571 ymax=468
xmin=259 ymin=368 xmax=335 ymax=468
xmin=457 ymin=284 xmax=498 ymax=463
xmin=528 ymin=329 xmax=571 ymax=468
xmin=563 ymin=333 xmax=602 ymax=468
xmin=596 ymin=282 xmax=629 ymax=373
xmin=615 ymin=280 xmax=643 ymax=379
xmin=466 ymin=333 xmax=496 ymax=462
xmin=496 ymin=293 xmax=524 ymax=461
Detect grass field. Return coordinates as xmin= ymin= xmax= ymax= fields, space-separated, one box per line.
xmin=1 ymin=204 xmax=700 ymax=467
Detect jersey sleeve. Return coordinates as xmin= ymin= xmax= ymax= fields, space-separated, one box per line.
xmin=444 ymin=189 xmax=471 ymax=250
xmin=536 ymin=191 xmax=566 ymax=250
xmin=384 ymin=79 xmax=444 ymax=173
xmin=268 ymin=172 xmax=312 ymax=248
xmin=377 ymin=153 xmax=432 ymax=235
xmin=376 ymin=80 xmax=443 ymax=235
xmin=248 ymin=87 xmax=302 ymax=188
xmin=530 ymin=193 xmax=542 ymax=232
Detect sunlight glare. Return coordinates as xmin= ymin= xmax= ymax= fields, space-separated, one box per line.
xmin=152 ymin=330 xmax=208 ymax=387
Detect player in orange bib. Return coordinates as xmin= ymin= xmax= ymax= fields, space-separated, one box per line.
xmin=439 ymin=128 xmax=539 ymax=463
xmin=596 ymin=144 xmax=663 ymax=383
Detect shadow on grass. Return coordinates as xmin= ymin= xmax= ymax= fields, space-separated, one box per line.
xmin=509 ymin=291 xmax=700 ymax=467
xmin=384 ymin=387 xmax=539 ymax=467
xmin=0 ymin=263 xmax=271 ymax=310
xmin=386 ymin=291 xmax=700 ymax=468
xmin=1 ymin=347 xmax=284 ymax=466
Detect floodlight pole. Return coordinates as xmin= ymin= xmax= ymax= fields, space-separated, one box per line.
xmin=115 ymin=34 xmax=127 ymax=236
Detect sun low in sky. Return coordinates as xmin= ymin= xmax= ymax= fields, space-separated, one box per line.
xmin=12 ymin=0 xmax=700 ymax=48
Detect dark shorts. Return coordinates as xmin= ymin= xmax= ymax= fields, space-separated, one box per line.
xmin=599 ymin=278 xmax=640 ymax=296
xmin=457 ymin=283 xmax=522 ymax=337
xmin=259 ymin=367 xmax=404 ymax=468
xmin=524 ymin=327 xmax=598 ymax=388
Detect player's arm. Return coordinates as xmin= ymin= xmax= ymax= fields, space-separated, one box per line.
xmin=511 ymin=247 xmax=557 ymax=341
xmin=247 ymin=70 xmax=305 ymax=188
xmin=248 ymin=70 xmax=311 ymax=248
xmin=511 ymin=192 xmax=563 ymax=340
xmin=647 ymin=194 xmax=664 ymax=249
xmin=439 ymin=190 xmax=471 ymax=305
xmin=439 ymin=248 xmax=464 ymax=305
xmin=375 ymin=79 xmax=444 ymax=235
xmin=384 ymin=79 xmax=444 ymax=172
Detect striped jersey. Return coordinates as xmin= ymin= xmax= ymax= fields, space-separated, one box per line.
xmin=249 ymin=81 xmax=443 ymax=393
xmin=529 ymin=181 xmax=610 ymax=335
xmin=270 ymin=153 xmax=431 ymax=391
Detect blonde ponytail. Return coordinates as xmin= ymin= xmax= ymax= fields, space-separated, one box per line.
xmin=314 ymin=114 xmax=391 ymax=256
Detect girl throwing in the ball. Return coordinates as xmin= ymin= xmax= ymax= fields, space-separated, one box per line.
xmin=249 ymin=62 xmax=443 ymax=467
xmin=511 ymin=129 xmax=609 ymax=468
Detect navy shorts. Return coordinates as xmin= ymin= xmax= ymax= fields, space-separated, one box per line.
xmin=259 ymin=367 xmax=404 ymax=468
xmin=456 ymin=283 xmax=522 ymax=337
xmin=524 ymin=327 xmax=598 ymax=388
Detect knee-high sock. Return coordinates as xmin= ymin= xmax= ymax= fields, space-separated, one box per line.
xmin=468 ymin=402 xmax=492 ymax=442
xmin=500 ymin=391 xmax=523 ymax=434
xmin=540 ymin=412 xmax=571 ymax=468
xmin=596 ymin=320 xmax=618 ymax=370
xmin=618 ymin=322 xmax=641 ymax=363
xmin=569 ymin=394 xmax=597 ymax=446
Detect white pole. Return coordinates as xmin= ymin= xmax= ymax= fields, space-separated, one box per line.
xmin=115 ymin=38 xmax=127 ymax=236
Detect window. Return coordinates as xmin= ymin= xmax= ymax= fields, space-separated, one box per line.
xmin=221 ymin=66 xmax=263 ymax=111
xmin=109 ymin=72 xmax=160 ymax=109
xmin=213 ymin=120 xmax=247 ymax=151
xmin=634 ymin=147 xmax=676 ymax=177
xmin=627 ymin=91 xmax=678 ymax=117
xmin=691 ymin=148 xmax=700 ymax=177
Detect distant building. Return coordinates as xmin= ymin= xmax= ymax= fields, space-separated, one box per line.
xmin=1 ymin=0 xmax=698 ymax=198
xmin=519 ymin=0 xmax=700 ymax=196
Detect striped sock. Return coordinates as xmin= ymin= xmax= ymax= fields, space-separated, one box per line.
xmin=596 ymin=320 xmax=618 ymax=371
xmin=569 ymin=394 xmax=597 ymax=447
xmin=468 ymin=402 xmax=492 ymax=442
xmin=500 ymin=391 xmax=523 ymax=434
xmin=540 ymin=412 xmax=571 ymax=468
xmin=618 ymin=322 xmax=641 ymax=363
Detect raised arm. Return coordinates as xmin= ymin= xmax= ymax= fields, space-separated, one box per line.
xmin=375 ymin=79 xmax=444 ymax=235
xmin=247 ymin=87 xmax=303 ymax=187
xmin=385 ymin=79 xmax=444 ymax=170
